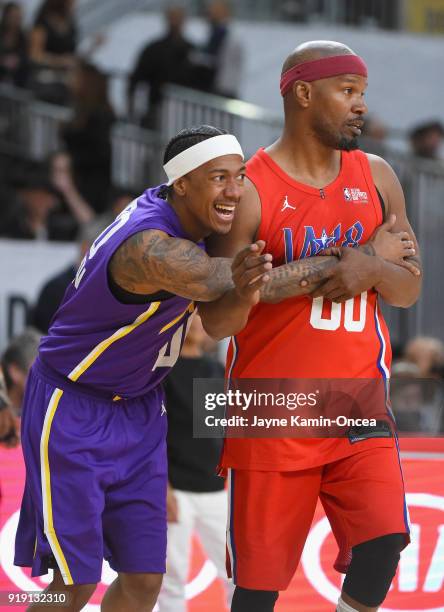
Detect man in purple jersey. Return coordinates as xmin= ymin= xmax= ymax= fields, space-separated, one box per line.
xmin=14 ymin=125 xmax=276 ymax=612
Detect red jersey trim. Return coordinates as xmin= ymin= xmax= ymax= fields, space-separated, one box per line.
xmin=251 ymin=147 xmax=346 ymax=196
xmin=355 ymin=151 xmax=384 ymax=227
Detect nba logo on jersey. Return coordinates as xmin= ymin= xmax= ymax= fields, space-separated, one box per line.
xmin=343 ymin=187 xmax=368 ymax=203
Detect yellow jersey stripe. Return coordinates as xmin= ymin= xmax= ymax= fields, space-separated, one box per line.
xmin=40 ymin=388 xmax=73 ymax=585
xmin=38 ymin=301 xmax=166 ymax=584
xmin=68 ymin=301 xmax=161 ymax=382
xmin=159 ymin=302 xmax=194 ymax=334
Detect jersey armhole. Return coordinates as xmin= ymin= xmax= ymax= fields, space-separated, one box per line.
xmin=107 ymin=271 xmax=175 ymax=304
xmin=357 ymin=151 xmax=385 ymax=225
xmin=375 ymin=187 xmax=386 ymax=222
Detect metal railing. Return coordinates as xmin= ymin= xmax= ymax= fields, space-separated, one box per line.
xmin=112 ymin=122 xmax=161 ymax=189
xmin=0 ymin=84 xmax=442 ymax=343
xmin=76 ymin=0 xmax=156 ymax=39
xmin=0 ymin=84 xmax=161 ymax=190
xmin=386 ymin=155 xmax=444 ymax=346
xmin=0 ymin=85 xmax=71 ymax=160
xmin=160 ymin=85 xmax=283 ymax=160
xmin=75 ymin=0 xmax=401 ymax=30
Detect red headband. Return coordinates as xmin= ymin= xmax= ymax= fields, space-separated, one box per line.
xmin=280 ymin=54 xmax=368 ymax=97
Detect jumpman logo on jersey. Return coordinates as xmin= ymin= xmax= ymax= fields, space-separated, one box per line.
xmin=281 ymin=195 xmax=296 ymax=212
xmin=161 ymin=401 xmax=167 ymax=415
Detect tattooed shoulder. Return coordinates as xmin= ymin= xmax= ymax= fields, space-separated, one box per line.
xmin=109 ymin=230 xmax=168 ymax=294
xmin=109 ymin=229 xmax=233 ymax=300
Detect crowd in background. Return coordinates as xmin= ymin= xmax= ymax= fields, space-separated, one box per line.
xmin=0 ymin=0 xmax=246 ymax=241
xmin=0 ymin=0 xmax=443 ymax=245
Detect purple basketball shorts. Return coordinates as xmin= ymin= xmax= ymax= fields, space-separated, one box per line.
xmin=14 ymin=363 xmax=168 ymax=585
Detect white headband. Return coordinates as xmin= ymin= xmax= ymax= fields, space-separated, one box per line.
xmin=163 ymin=134 xmax=244 ymax=185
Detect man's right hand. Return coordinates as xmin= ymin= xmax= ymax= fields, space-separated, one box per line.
xmin=231 ymin=241 xmax=272 ymax=307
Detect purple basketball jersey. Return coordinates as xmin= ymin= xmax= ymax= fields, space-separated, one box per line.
xmin=39 ymin=186 xmax=202 ymax=398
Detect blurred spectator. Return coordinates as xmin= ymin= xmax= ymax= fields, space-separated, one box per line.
xmin=363 ymin=115 xmax=388 ymax=142
xmin=49 ymin=151 xmax=95 ymax=225
xmin=92 ymin=186 xmax=137 ymax=229
xmin=29 ymin=0 xmax=78 ymax=104
xmin=157 ymin=314 xmax=233 ymax=611
xmin=0 ymin=167 xmax=78 ymax=241
xmin=391 ymin=372 xmax=424 ymax=433
xmin=61 ymin=59 xmax=115 ymax=213
xmin=391 ymin=361 xmax=443 ymax=434
xmin=32 ymin=218 xmax=110 ymax=333
xmin=1 ymin=327 xmax=40 ymax=417
xmin=192 ymin=1 xmax=244 ymax=98
xmin=279 ymin=0 xmax=309 ymax=22
xmin=0 ymin=365 xmax=17 ymax=447
xmin=0 ymin=2 xmax=29 ymax=87
xmin=404 ymin=336 xmax=444 ymax=378
xmin=32 ymin=260 xmax=76 ymax=334
xmin=361 ymin=115 xmax=388 ymax=155
xmin=31 ymin=0 xmax=77 ymax=65
xmin=343 ymin=0 xmax=398 ymax=29
xmin=128 ymin=6 xmax=195 ymax=128
xmin=391 ymin=360 xmax=421 ymax=379
xmin=390 ymin=341 xmax=405 ymax=362
xmin=409 ymin=121 xmax=444 ymax=160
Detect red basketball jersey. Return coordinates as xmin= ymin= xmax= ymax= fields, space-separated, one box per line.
xmin=221 ymin=148 xmax=394 ymax=471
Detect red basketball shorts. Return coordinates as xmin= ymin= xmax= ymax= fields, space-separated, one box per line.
xmin=226 ymin=445 xmax=410 ymax=590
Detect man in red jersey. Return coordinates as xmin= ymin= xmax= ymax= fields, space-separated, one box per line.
xmin=201 ymin=41 xmax=422 ymax=612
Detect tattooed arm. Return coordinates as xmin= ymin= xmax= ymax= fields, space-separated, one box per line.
xmin=259 ymin=256 xmax=337 ymax=302
xmin=198 ymin=252 xmax=337 ymax=339
xmin=109 ymin=218 xmax=337 ymax=304
xmin=109 ymin=229 xmax=234 ymax=302
xmin=260 ymin=209 xmax=419 ymax=304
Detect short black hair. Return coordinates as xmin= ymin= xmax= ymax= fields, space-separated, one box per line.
xmin=160 ymin=125 xmax=228 ymax=198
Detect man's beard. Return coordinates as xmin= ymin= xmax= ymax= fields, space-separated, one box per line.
xmin=314 ymin=118 xmax=360 ymax=151
xmin=337 ymin=136 xmax=360 ymax=151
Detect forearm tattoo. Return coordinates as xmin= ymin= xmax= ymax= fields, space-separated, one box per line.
xmin=109 ymin=230 xmax=233 ymax=301
xmin=260 ymin=256 xmax=338 ymax=302
xmin=110 ymin=231 xmax=340 ymax=304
